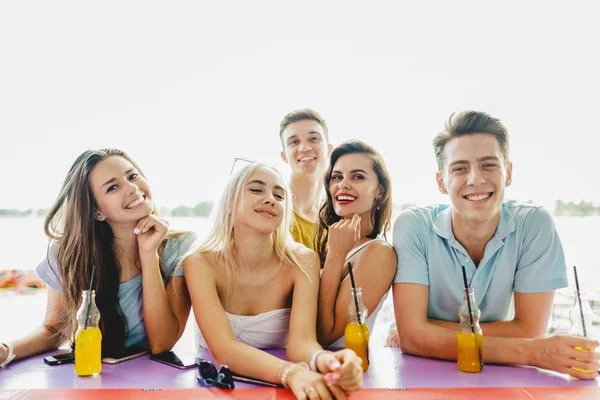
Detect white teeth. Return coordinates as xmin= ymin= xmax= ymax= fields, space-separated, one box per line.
xmin=466 ymin=193 xmax=491 ymax=201
xmin=299 ymin=156 xmax=316 ymax=162
xmin=337 ymin=195 xmax=357 ymax=201
xmin=126 ymin=195 xmax=145 ymax=209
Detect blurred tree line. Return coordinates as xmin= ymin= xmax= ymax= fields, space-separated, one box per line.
xmin=0 ymin=209 xmax=48 ymax=217
xmin=0 ymin=201 xmax=215 ymax=218
xmin=169 ymin=201 xmax=214 ymax=217
xmin=554 ymin=200 xmax=600 ymax=216
xmin=2 ymin=200 xmax=599 ymax=217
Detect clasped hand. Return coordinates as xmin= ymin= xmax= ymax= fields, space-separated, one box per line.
xmin=288 ymin=349 xmax=363 ymax=399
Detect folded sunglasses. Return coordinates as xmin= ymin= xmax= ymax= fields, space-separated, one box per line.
xmin=196 ymin=358 xmax=235 ymax=390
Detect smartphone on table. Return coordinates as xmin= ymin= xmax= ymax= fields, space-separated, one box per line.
xmin=231 ymin=372 xmax=283 ymax=388
xmin=44 ymin=352 xmax=74 ymax=366
xmin=150 ymin=351 xmax=197 ymax=370
xmin=101 ymin=346 xmax=150 ymax=364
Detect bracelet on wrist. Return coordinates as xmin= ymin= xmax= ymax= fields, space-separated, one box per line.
xmin=310 ymin=349 xmax=331 ymax=372
xmin=276 ymin=362 xmax=292 ymax=383
xmin=278 ymin=361 xmax=309 ymax=388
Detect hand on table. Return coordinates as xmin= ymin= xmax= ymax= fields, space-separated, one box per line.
xmin=0 ymin=343 xmax=8 ymax=364
xmin=287 ymin=368 xmax=347 ymax=400
xmin=526 ymin=334 xmax=599 ymax=380
xmin=386 ymin=327 xmax=400 ymax=348
xmin=316 ymin=349 xmax=363 ymax=391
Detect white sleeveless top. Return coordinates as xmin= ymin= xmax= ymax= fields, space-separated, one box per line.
xmin=195 ymin=308 xmax=291 ymax=354
xmin=329 ymin=239 xmax=392 ymax=347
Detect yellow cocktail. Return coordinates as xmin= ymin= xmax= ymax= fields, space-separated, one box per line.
xmin=457 ymin=331 xmax=482 ymax=373
xmin=74 ymin=326 xmax=102 ymax=376
xmin=345 ymin=322 xmax=370 ymax=371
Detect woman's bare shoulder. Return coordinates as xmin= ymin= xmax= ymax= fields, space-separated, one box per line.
xmin=183 ymin=251 xmax=220 ymax=273
xmin=359 ymin=240 xmax=397 ymax=267
xmin=289 ymin=245 xmax=320 ymax=277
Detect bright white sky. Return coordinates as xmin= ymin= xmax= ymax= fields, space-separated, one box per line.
xmin=1 ymin=1 xmax=599 ymax=212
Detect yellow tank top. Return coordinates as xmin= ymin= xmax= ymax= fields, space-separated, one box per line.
xmin=291 ymin=211 xmax=317 ymax=250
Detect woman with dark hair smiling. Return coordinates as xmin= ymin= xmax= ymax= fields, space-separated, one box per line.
xmin=315 ymin=140 xmax=397 ymax=346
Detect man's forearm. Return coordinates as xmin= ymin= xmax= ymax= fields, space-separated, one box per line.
xmin=401 ymin=322 xmax=530 ymax=366
xmin=482 ymin=336 xmax=529 ymax=365
xmin=428 ymin=318 xmax=541 ymax=338
xmin=398 ymin=323 xmax=459 ymax=360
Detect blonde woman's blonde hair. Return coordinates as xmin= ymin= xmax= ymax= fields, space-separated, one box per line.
xmin=185 ymin=162 xmax=309 ymax=305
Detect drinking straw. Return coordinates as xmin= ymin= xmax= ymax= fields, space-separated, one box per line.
xmin=573 ymin=266 xmax=588 ymax=337
xmin=84 ymin=265 xmax=97 ymax=329
xmin=461 ymin=265 xmax=476 ymax=335
xmin=347 ymin=262 xmax=361 ymax=322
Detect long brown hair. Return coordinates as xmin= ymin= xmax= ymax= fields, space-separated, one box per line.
xmin=314 ymin=140 xmax=393 ymax=266
xmin=44 ymin=149 xmax=171 ymax=355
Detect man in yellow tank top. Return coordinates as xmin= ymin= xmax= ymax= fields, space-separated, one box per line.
xmin=279 ymin=109 xmax=333 ymax=250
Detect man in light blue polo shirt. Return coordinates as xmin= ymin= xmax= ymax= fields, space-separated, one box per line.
xmin=389 ymin=110 xmax=599 ymax=379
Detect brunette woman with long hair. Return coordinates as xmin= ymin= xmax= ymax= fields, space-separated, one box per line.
xmin=0 ymin=149 xmax=194 ymax=366
xmin=314 ymin=140 xmax=397 ymax=346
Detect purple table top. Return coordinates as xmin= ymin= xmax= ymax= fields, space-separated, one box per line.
xmin=0 ymin=348 xmax=597 ymax=389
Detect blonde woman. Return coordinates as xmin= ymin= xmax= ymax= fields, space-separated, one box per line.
xmin=184 ymin=162 xmax=363 ymax=399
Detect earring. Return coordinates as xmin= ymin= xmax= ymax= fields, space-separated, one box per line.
xmin=94 ymin=210 xmax=105 ymax=221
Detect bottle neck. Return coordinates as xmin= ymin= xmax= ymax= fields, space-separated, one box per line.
xmin=349 ymin=287 xmax=367 ymax=324
xmin=573 ymin=290 xmax=591 ymax=303
xmin=82 ymin=290 xmax=96 ymax=299
xmin=351 ymin=288 xmax=364 ymax=303
xmin=78 ymin=289 xmax=100 ymax=329
xmin=459 ymin=287 xmax=480 ymax=322
xmin=570 ymin=291 xmax=593 ymax=336
xmin=463 ymin=288 xmax=476 ymax=303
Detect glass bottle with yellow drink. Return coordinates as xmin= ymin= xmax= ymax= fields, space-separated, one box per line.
xmin=74 ymin=289 xmax=102 ymax=376
xmin=457 ymin=287 xmax=483 ymax=373
xmin=568 ymin=290 xmax=595 ymax=374
xmin=344 ymin=287 xmax=370 ymax=371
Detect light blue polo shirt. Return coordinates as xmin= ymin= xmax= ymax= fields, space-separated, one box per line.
xmin=393 ymin=201 xmax=567 ymax=322
xmin=36 ymin=233 xmax=196 ymax=348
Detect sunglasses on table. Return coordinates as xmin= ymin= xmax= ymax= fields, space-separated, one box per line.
xmin=196 ymin=358 xmax=235 ymax=390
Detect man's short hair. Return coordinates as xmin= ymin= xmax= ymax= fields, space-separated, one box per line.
xmin=433 ymin=110 xmax=510 ymax=173
xmin=279 ymin=108 xmax=329 ymax=146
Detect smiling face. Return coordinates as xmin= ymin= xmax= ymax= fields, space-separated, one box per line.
xmin=234 ymin=166 xmax=286 ymax=234
xmin=329 ymin=153 xmax=382 ymax=220
xmin=280 ymin=119 xmax=332 ymax=177
xmin=437 ymin=133 xmax=512 ymax=226
xmin=89 ymin=156 xmax=153 ymax=226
